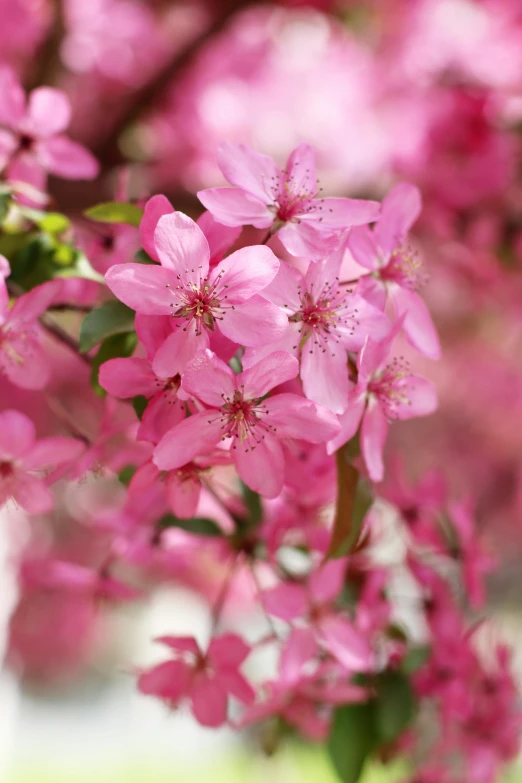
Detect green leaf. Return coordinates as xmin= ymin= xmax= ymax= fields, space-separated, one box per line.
xmin=79 ymin=300 xmax=135 ymax=353
xmin=401 ymin=645 xmax=431 ymax=675
xmin=157 ymin=514 xmax=223 ymax=537
xmin=375 ymin=671 xmax=416 ymax=744
xmin=85 ymin=201 xmax=143 ymax=227
xmin=38 ymin=212 xmax=70 ymax=235
xmin=90 ymin=331 xmax=138 ymax=396
xmin=134 ymin=249 xmax=156 ymax=264
xmin=118 ymin=465 xmax=137 ymax=486
xmin=132 ymin=395 xmax=148 ymax=420
xmin=328 ymin=701 xmax=377 ymax=783
xmin=0 ymin=193 xmax=10 ymax=223
xmin=240 ymin=480 xmax=263 ymax=525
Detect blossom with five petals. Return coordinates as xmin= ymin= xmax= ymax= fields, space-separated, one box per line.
xmin=349 ymin=183 xmax=440 ymax=359
xmin=198 ymin=142 xmax=380 ymax=260
xmin=0 ymin=67 xmax=99 ymax=188
xmin=328 ymin=327 xmax=438 ymax=481
xmin=243 ymin=252 xmax=391 ymax=413
xmin=153 ymin=349 xmax=340 ymax=498
xmin=0 ymin=409 xmax=84 ymax=513
xmin=106 ymin=211 xmax=287 ymax=376
xmin=138 ymin=633 xmax=255 ymax=728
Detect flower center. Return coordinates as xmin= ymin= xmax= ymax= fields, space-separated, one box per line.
xmin=290 ymin=281 xmax=357 ymax=353
xmin=166 ymin=271 xmax=231 ymax=336
xmin=368 ymin=358 xmax=411 ymax=419
xmin=0 ymin=461 xmax=14 ymax=479
xmin=380 ymin=246 xmax=425 ymax=291
xmin=18 ymin=134 xmax=35 ymax=152
xmin=211 ymin=390 xmax=273 ymax=446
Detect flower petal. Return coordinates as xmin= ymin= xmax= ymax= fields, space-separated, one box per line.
xmin=190 ymin=675 xmax=228 ymax=727
xmin=152 ymin=321 xmax=207 ymax=378
xmin=375 ymin=183 xmax=421 ymax=254
xmin=299 ymin=197 xmax=380 ymax=229
xmin=99 ymin=357 xmax=159 ymax=399
xmin=23 ymin=437 xmax=84 ymax=470
xmin=153 ymin=412 xmax=223 ymax=471
xmin=219 ymin=295 xmax=288 ymax=347
xmin=234 ymin=430 xmax=285 ymax=498
xmin=0 ymin=409 xmax=35 ymax=459
xmin=197 ymin=210 xmax=241 ymax=263
xmin=238 ymin=351 xmax=298 ymax=399
xmin=0 ymin=68 xmax=25 ymax=128
xmin=278 ymin=221 xmax=339 ymax=261
xmin=39 ymin=136 xmax=99 ymax=179
xmin=181 ymin=348 xmax=236 ymax=407
xmin=217 ymin=141 xmax=280 ymax=203
xmin=390 ymin=286 xmax=441 ymax=360
xmin=210 ymin=245 xmax=279 ymax=303
xmin=138 ymin=391 xmax=186 ymax=444
xmin=198 ymin=187 xmax=273 ymax=229
xmin=361 ymin=397 xmax=388 ymax=482
xmin=154 ymin=211 xmax=209 ymax=280
xmin=139 ymin=194 xmax=174 ymax=262
xmin=12 ymin=474 xmax=55 ymax=514
xmin=23 ymin=88 xmax=71 ymax=137
xmin=105 ymin=263 xmax=176 ymax=315
xmin=348 ymin=226 xmax=384 ymax=270
xmin=301 ymin=342 xmax=349 ymax=414
xmin=263 ymin=583 xmax=308 ymax=621
xmin=392 ymin=375 xmax=438 ymax=420
xmin=263 ymin=393 xmax=341 ymax=443
xmin=318 ymin=615 xmax=373 ymax=671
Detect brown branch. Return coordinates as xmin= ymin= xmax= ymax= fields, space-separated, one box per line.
xmin=94 ymin=0 xmax=258 ymax=169
xmin=25 ymin=0 xmax=66 ymax=91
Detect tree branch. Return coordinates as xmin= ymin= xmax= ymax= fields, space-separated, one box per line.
xmin=94 ymin=0 xmax=258 ymax=168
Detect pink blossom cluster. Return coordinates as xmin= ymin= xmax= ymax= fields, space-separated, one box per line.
xmin=0 ymin=8 xmax=522 ymax=782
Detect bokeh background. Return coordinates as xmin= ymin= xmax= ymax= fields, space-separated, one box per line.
xmin=1 ymin=0 xmax=522 ymax=781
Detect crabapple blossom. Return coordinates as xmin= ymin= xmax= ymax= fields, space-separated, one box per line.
xmin=240 ymin=628 xmax=368 ymax=740
xmin=106 ymin=211 xmax=287 ymax=375
xmin=328 ymin=326 xmax=438 ymax=481
xmin=198 ymin=142 xmax=381 ymax=259
xmin=263 ymin=560 xmax=373 ymax=671
xmin=349 ymin=183 xmax=441 ymax=359
xmin=0 ymin=67 xmax=99 ymax=188
xmin=139 ymin=194 xmax=241 ymax=267
xmin=0 ymin=409 xmax=84 ymax=513
xmin=0 ymin=271 xmax=63 ymax=389
xmin=154 ymin=349 xmax=340 ymax=498
xmin=138 ymin=633 xmax=255 ymax=727
xmin=243 ymin=251 xmax=391 ymax=413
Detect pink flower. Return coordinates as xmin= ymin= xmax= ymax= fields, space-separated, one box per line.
xmin=198 ymin=142 xmax=380 ymax=260
xmin=349 ymin=183 xmax=440 ymax=359
xmin=0 ymin=67 xmax=99 ymax=187
xmin=128 ymin=452 xmax=230 ymax=519
xmin=138 ymin=633 xmax=255 ymax=727
xmin=140 ymin=194 xmax=241 ymax=266
xmin=263 ymin=560 xmax=373 ymax=671
xmin=244 ymin=252 xmax=391 ymax=413
xmin=0 ymin=273 xmax=63 ymax=389
xmin=240 ymin=628 xmax=367 ymax=740
xmin=21 ymin=558 xmax=139 ymax=601
xmin=99 ymin=355 xmax=186 ymax=444
xmin=328 ymin=327 xmax=438 ymax=481
xmin=153 ymin=349 xmax=340 ymax=498
xmin=106 ymin=211 xmax=287 ymax=375
xmin=0 ymin=409 xmax=84 ymax=513
xmin=448 ymin=501 xmax=495 ymax=609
